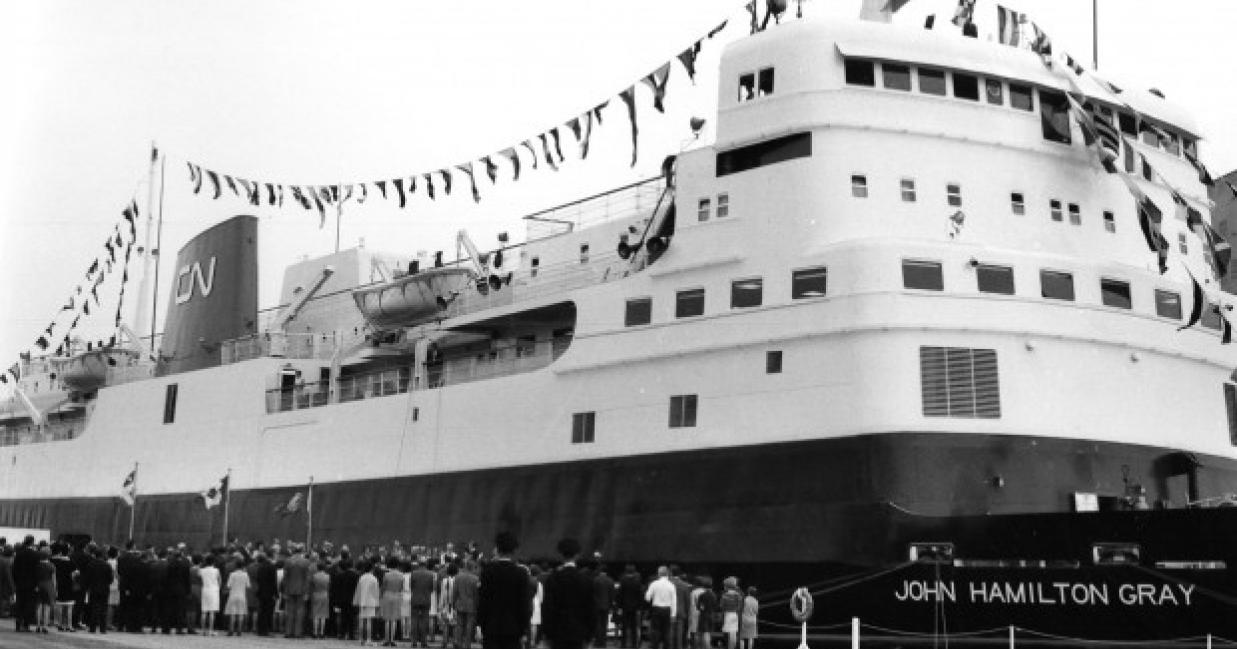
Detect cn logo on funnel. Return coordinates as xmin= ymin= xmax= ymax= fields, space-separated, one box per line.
xmin=174 ymin=257 xmax=217 ymax=304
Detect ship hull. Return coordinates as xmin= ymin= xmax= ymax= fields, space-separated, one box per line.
xmin=4 ymin=431 xmax=1237 ymax=641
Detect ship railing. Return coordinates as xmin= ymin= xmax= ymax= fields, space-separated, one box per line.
xmin=223 ymin=332 xmax=340 ymax=365
xmin=336 ymin=368 xmax=412 ymax=404
xmin=446 ymin=249 xmax=635 ymax=320
xmin=0 ymin=417 xmax=85 ymax=447
xmin=522 ymin=177 xmax=664 ymax=240
xmin=424 ymin=338 xmax=561 ymax=389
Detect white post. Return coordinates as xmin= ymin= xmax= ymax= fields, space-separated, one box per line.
xmin=797 ymin=622 xmax=808 ymax=649
xmin=851 ymin=617 xmax=859 ymax=649
xmin=1208 ymin=633 xmax=1212 ymax=649
xmin=132 ymin=143 xmax=159 ymax=345
xmin=1009 ymin=625 xmax=1015 ymax=649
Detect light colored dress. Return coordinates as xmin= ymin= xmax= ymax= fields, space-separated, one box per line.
xmin=739 ymin=595 xmax=758 ymax=641
xmin=401 ymin=572 xmax=413 ymax=619
xmin=354 ymin=572 xmax=380 ymax=619
xmin=530 ymin=580 xmax=543 ymax=625
xmin=688 ymin=588 xmax=703 ymax=638
xmin=311 ymin=570 xmax=331 ymax=620
xmin=225 ymin=569 xmax=250 ymax=616
xmin=381 ymin=569 xmax=404 ymax=621
xmin=200 ymin=565 xmax=221 ymax=613
xmin=108 ymin=558 xmax=120 ymax=606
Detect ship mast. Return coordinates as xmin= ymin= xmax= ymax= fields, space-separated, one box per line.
xmin=131 ymin=142 xmax=163 ymax=351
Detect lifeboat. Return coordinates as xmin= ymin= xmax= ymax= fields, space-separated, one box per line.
xmin=55 ymin=348 xmax=140 ymax=393
xmin=352 ymin=267 xmax=474 ymax=327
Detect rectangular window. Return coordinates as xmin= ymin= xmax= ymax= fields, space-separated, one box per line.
xmin=920 ymin=346 xmax=1001 ymax=418
xmin=625 ymin=297 xmax=652 ymax=326
xmin=758 ymin=67 xmax=775 ymax=97
xmin=1179 ymin=232 xmax=1188 ymax=255
xmin=1103 ymin=210 xmax=1116 ymax=233
xmin=766 ymin=350 xmax=783 ymax=374
xmin=716 ymin=132 xmax=812 ymax=177
xmin=791 ymin=267 xmax=827 ymax=298
xmin=738 ymin=72 xmax=756 ymax=102
xmin=1119 ymin=112 xmax=1137 ymax=136
xmin=1011 ymin=192 xmax=1025 ymax=215
xmin=1203 ymin=303 xmax=1222 ymax=330
xmin=1041 ymin=270 xmax=1075 ymax=301
xmin=1050 ymin=199 xmax=1063 ymax=222
xmin=1100 ymin=278 xmax=1132 ymax=309
xmin=919 ymin=68 xmax=946 ymax=95
xmin=669 ymin=394 xmax=698 ymax=428
xmin=571 ymin=412 xmax=596 ymax=444
xmin=1068 ymin=203 xmax=1081 ymax=226
xmin=579 ymin=243 xmax=589 ymax=264
xmin=1167 ymin=132 xmax=1181 ymax=156
xmin=163 ymin=383 xmax=179 ymax=424
xmin=844 ymin=59 xmax=875 ymax=86
xmin=697 ymin=198 xmax=711 ymax=222
xmin=953 ymin=72 xmax=979 ymax=101
xmin=977 ymin=264 xmax=1015 ymax=295
xmin=516 ymin=335 xmax=536 ymax=357
xmin=716 ymin=193 xmax=730 ymax=218
xmin=984 ymin=78 xmax=1003 ymax=105
xmin=900 ymin=178 xmax=917 ymax=202
xmin=1184 ymin=138 xmax=1198 ymax=159
xmin=676 ymin=288 xmax=705 ymax=318
xmin=946 ymin=183 xmax=962 ymax=207
xmin=731 ymin=278 xmax=763 ymax=308
xmin=903 ymin=260 xmax=944 ymax=291
xmin=882 ymin=63 xmax=911 ymax=91
xmin=1155 ymin=290 xmax=1182 ymax=320
xmin=1010 ymin=83 xmax=1033 ymax=111
xmin=1039 ymin=89 xmax=1072 ymax=144
xmin=1226 ymin=384 xmax=1237 ymax=446
xmin=851 ymin=174 xmax=868 ymax=198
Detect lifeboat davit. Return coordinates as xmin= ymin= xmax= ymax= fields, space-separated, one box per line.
xmin=352 ymin=267 xmax=474 ymax=327
xmin=56 ymin=348 xmax=140 ymax=393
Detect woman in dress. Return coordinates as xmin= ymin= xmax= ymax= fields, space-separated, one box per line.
xmin=380 ymin=560 xmax=405 ymax=647
xmin=311 ymin=562 xmax=331 ymax=639
xmin=527 ymin=564 xmax=543 ymax=649
xmin=438 ymin=563 xmax=458 ymax=649
xmin=400 ymin=561 xmax=413 ymax=642
xmin=224 ymin=561 xmax=251 ymax=636
xmin=688 ymin=577 xmax=705 ymax=649
xmin=695 ymin=577 xmax=717 ymax=649
xmin=188 ymin=554 xmax=203 ymax=635
xmin=718 ymin=577 xmax=743 ymax=649
xmin=35 ymin=546 xmax=56 ymax=633
xmin=199 ymin=555 xmax=222 ymax=636
xmin=738 ymin=587 xmax=758 ymax=649
xmin=106 ymin=547 xmax=121 ymax=632
xmin=353 ymin=562 xmax=381 ymax=646
xmin=52 ymin=544 xmax=76 ymax=632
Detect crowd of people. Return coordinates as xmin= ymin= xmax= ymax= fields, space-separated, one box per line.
xmin=0 ymin=532 xmax=760 ymax=649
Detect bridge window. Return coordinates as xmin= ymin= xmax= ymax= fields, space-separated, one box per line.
xmin=903 ymin=260 xmax=944 ymax=291
xmin=163 ymin=384 xmax=179 ymax=424
xmin=716 ymin=132 xmax=812 ymax=177
xmin=625 ymin=297 xmax=652 ymax=326
xmin=1009 ymin=83 xmax=1033 ymax=111
xmin=1068 ymin=203 xmax=1081 ymax=226
xmin=900 ymin=178 xmax=917 ymax=202
xmin=792 ymin=267 xmax=827 ymax=298
xmin=946 ymin=183 xmax=962 ymax=207
xmin=738 ymin=72 xmax=756 ymax=102
xmin=1203 ymin=303 xmax=1222 ymax=330
xmin=731 ymin=278 xmax=763 ymax=308
xmin=976 ymin=264 xmax=1015 ymax=295
xmin=1103 ymin=210 xmax=1116 ymax=232
xmin=1040 ymin=270 xmax=1075 ymax=301
xmin=676 ymin=288 xmax=705 ymax=318
xmin=1119 ymin=112 xmax=1137 ymax=136
xmin=1039 ymin=89 xmax=1072 ymax=144
xmin=1179 ymin=232 xmax=1188 ymax=255
xmin=1155 ymin=290 xmax=1182 ymax=320
xmin=669 ymin=394 xmax=698 ymax=428
xmin=851 ymin=174 xmax=868 ymax=198
xmin=1100 ymin=278 xmax=1132 ymax=309
xmin=984 ymin=78 xmax=1003 ymax=105
xmin=844 ymin=59 xmax=875 ymax=86
xmin=1050 ymin=199 xmax=1063 ymax=222
xmin=717 ymin=193 xmax=730 ymax=218
xmin=571 ymin=412 xmax=596 ymax=444
xmin=766 ymin=350 xmax=783 ymax=374
xmin=697 ymin=198 xmax=711 ymax=222
xmin=953 ymin=72 xmax=979 ymax=101
xmin=919 ymin=67 xmax=946 ymax=95
xmin=882 ymin=63 xmax=911 ymax=91
xmin=758 ymin=67 xmax=775 ymax=97
xmin=1010 ymin=192 xmax=1025 ymax=215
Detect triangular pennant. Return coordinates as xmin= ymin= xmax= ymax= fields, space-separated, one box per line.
xmin=35 ymin=336 xmax=49 ymax=351
xmin=641 ymin=63 xmax=672 ymax=112
xmin=207 ymin=170 xmax=221 ymax=199
xmin=357 ymin=183 xmax=369 ymax=204
xmin=567 ymin=118 xmax=582 ymax=141
xmin=484 ymin=156 xmax=499 ymax=183
xmin=594 ymin=100 xmax=608 ymax=125
xmin=501 ymin=148 xmax=521 ymax=181
xmin=313 ymin=192 xmax=326 ymax=228
xmin=522 ymin=140 xmax=540 ymax=170
xmin=424 ymin=173 xmax=436 ymax=200
xmin=677 ymin=41 xmax=702 ymax=83
xmin=539 ymin=133 xmax=559 ymax=172
xmin=620 ymin=86 xmax=639 ymax=167
xmin=376 ymin=180 xmax=388 ymax=199
xmin=266 ymin=183 xmax=277 ymax=206
xmin=707 ymin=20 xmax=727 ymax=38
xmin=225 ymin=175 xmax=239 ymax=196
xmin=457 ymin=163 xmax=480 ymax=203
xmin=581 ymin=110 xmax=595 ymax=159
xmin=394 ymin=178 xmax=407 ymax=208
xmin=550 ymin=127 xmax=565 ymax=162
xmin=440 ymin=169 xmax=453 ymax=195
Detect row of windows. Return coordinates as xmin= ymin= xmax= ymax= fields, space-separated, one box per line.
xmin=849 ymin=174 xmax=1120 ymax=234
xmin=737 ymin=67 xmax=775 ymax=103
xmin=698 ymin=193 xmax=730 ymax=221
xmin=624 ymin=267 xmax=828 ymax=325
xmin=843 ymin=58 xmax=1196 ymax=158
xmin=902 ymin=259 xmax=1222 ymax=327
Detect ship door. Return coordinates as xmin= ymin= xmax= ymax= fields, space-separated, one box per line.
xmin=1155 ymin=452 xmax=1201 ymax=507
xmin=279 ymin=367 xmax=300 ymax=411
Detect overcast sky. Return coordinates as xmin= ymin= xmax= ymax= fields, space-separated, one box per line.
xmin=2 ymin=0 xmax=1234 ymax=381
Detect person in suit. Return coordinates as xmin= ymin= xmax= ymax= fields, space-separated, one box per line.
xmin=331 ymin=557 xmax=359 ymax=640
xmin=254 ymin=552 xmax=279 ymax=636
xmin=477 ymin=532 xmax=531 ymax=649
xmin=410 ymin=559 xmax=438 ymax=647
xmin=542 ymin=539 xmax=596 ymax=649
xmin=669 ymin=567 xmax=693 ymax=649
xmin=163 ymin=547 xmax=191 ymax=634
xmin=453 ymin=559 xmax=480 ymax=649
xmin=116 ymin=541 xmax=146 ymax=632
xmin=616 ymin=565 xmax=644 ymax=649
xmin=83 ymin=546 xmax=114 ymax=633
xmin=592 ymin=565 xmax=615 ymax=648
xmin=147 ymin=548 xmax=169 ymax=632
xmin=0 ymin=542 xmax=15 ymax=620
xmin=281 ymin=543 xmax=312 ymax=638
xmin=11 ymin=535 xmax=39 ymax=632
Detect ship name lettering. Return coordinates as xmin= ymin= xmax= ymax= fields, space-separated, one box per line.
xmin=1117 ymin=583 xmax=1194 ymax=607
xmin=894 ymin=580 xmax=956 ymax=603
xmin=965 ymin=582 xmax=1110 ymax=606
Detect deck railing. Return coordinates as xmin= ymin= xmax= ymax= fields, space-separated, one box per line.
xmin=0 ymin=417 xmax=86 ymax=447
xmin=223 ymin=332 xmax=341 ymax=365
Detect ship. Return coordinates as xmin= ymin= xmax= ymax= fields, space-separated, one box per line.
xmin=4 ymin=7 xmax=1237 ymax=646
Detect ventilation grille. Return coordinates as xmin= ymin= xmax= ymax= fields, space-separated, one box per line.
xmin=920 ymin=346 xmax=1000 ymax=418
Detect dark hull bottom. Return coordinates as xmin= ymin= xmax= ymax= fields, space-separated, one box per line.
xmin=4 ymin=432 xmax=1237 ymax=642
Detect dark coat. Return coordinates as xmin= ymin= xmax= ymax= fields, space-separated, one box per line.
xmin=593 ymin=572 xmax=615 ymax=612
xmin=281 ymin=554 xmax=312 ymax=597
xmin=410 ymin=567 xmax=437 ymax=608
xmin=166 ymin=555 xmax=192 ymax=597
xmin=117 ymin=551 xmax=147 ymax=596
xmin=83 ymin=556 xmax=113 ymax=595
xmin=477 ymin=558 xmax=532 ymax=639
xmin=330 ymin=567 xmax=359 ymax=608
xmin=543 ymin=563 xmax=596 ymax=644
xmin=617 ymin=571 xmax=644 ymax=612
xmin=148 ymin=558 xmax=169 ymax=595
xmin=255 ymin=561 xmax=279 ymax=601
xmin=11 ymin=544 xmax=39 ymax=590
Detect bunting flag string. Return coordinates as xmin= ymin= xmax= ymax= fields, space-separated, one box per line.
xmin=440 ymin=169 xmax=453 ymax=195
xmin=641 ymin=63 xmax=672 ymax=113
xmin=457 ymin=163 xmax=481 ymax=203
xmin=539 ymin=133 xmax=559 ymax=172
xmin=521 ymin=140 xmax=540 ymax=170
xmin=620 ymin=86 xmax=639 ymax=167
xmin=484 ymin=156 xmax=499 ymax=183
xmin=501 ymin=148 xmax=521 ymax=181
xmin=394 ymin=178 xmax=407 ymax=208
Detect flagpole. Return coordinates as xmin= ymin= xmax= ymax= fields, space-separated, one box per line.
xmin=128 ymin=462 xmax=138 ymax=541
xmin=132 ymin=143 xmax=159 ymax=346
xmin=1092 ymin=0 xmax=1098 ymax=69
xmin=150 ymin=152 xmax=166 ymax=349
xmin=221 ymin=468 xmax=232 ymax=547
xmin=306 ymin=476 xmax=314 ymax=550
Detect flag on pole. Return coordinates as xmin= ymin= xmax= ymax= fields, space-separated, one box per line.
xmin=996 ymin=5 xmax=1025 ymax=46
xmin=120 ymin=468 xmax=138 ymax=506
xmin=275 ymin=492 xmax=304 ymax=517
xmin=951 ymin=0 xmax=977 ymax=27
xmin=201 ymin=474 xmax=228 ymax=510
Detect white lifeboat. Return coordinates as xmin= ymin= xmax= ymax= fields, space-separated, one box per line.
xmin=55 ymin=348 xmax=140 ymax=393
xmin=352 ymin=267 xmax=474 ymax=327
